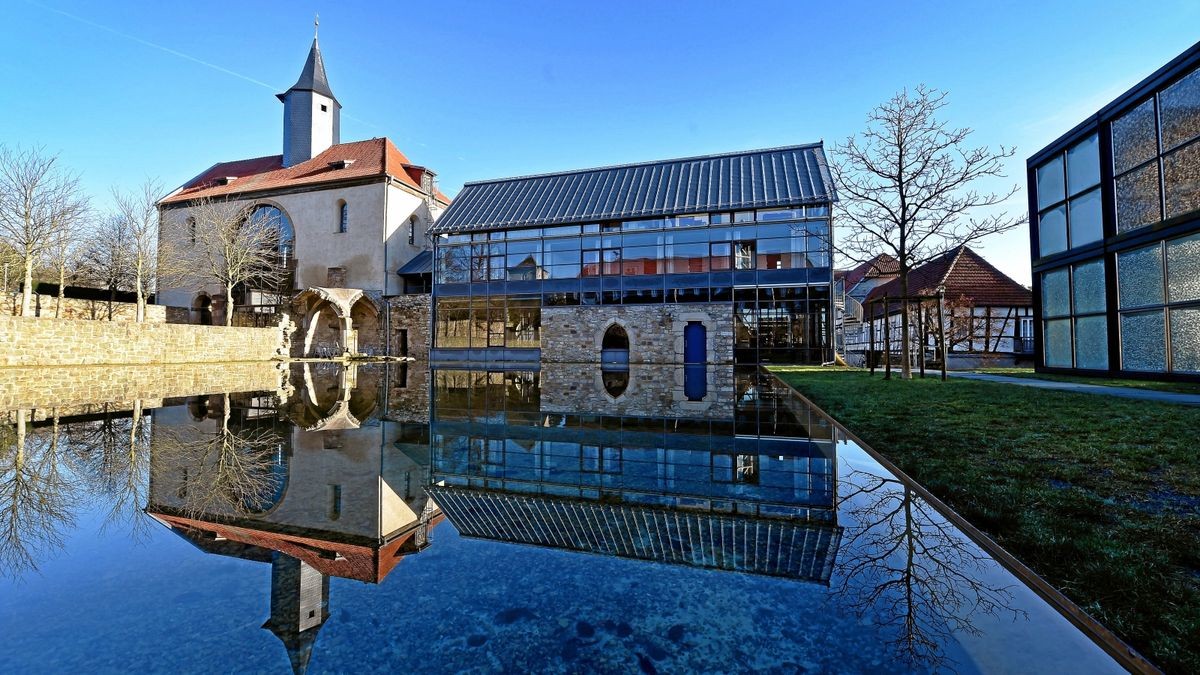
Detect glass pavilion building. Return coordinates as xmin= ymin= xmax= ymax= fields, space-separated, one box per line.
xmin=428 ymin=144 xmax=837 ymax=365
xmin=1029 ymin=41 xmax=1200 ymax=381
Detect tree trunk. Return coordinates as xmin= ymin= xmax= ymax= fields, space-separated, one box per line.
xmin=135 ymin=270 xmax=145 ymax=323
xmin=899 ymin=272 xmax=913 ymax=380
xmin=225 ymin=287 xmax=234 ymax=327
xmin=56 ymin=262 xmax=66 ymax=318
xmin=108 ymin=285 xmax=115 ymax=321
xmin=20 ymin=258 xmax=33 ymax=317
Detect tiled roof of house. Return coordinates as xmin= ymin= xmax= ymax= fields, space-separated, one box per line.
xmin=865 ymin=246 xmax=1031 ymax=312
xmin=429 ymin=143 xmax=836 ymax=234
xmin=836 ymin=253 xmax=900 ymax=287
xmin=159 ymin=138 xmax=451 ymax=205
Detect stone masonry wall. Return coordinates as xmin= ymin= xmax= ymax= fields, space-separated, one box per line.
xmin=541 ymin=304 xmax=734 ymax=364
xmin=0 ymin=315 xmax=290 ymax=367
xmin=387 ymin=294 xmax=431 ymax=360
xmin=540 ymin=362 xmax=735 ymax=418
xmin=2 ymin=293 xmax=169 ymax=322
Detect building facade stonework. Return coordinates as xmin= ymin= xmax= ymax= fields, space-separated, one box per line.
xmin=541 ymin=304 xmax=733 ymax=364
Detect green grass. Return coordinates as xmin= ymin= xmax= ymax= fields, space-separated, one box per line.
xmin=969 ymin=367 xmax=1200 ymax=395
xmin=771 ymin=366 xmax=1200 ymax=673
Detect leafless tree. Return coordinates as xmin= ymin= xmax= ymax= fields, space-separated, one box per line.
xmin=189 ymin=198 xmax=286 ymax=326
xmin=0 ymin=146 xmax=90 ymax=317
xmin=833 ymin=86 xmax=1025 ymax=379
xmin=77 ymin=213 xmax=134 ymax=320
xmin=66 ymin=403 xmax=156 ymax=539
xmin=0 ymin=410 xmax=79 ymax=578
xmin=112 ymin=179 xmax=190 ymax=322
xmin=835 ymin=469 xmax=1025 ymax=669
xmin=46 ymin=218 xmax=84 ymax=318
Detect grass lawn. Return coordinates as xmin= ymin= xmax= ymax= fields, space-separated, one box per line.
xmin=771 ymin=366 xmax=1200 ymax=673
xmin=970 ymin=367 xmax=1200 ymax=395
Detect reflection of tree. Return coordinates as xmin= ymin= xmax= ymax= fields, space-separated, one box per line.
xmin=835 ymin=469 xmax=1025 ymax=670
xmin=0 ymin=410 xmax=77 ymax=577
xmin=155 ymin=393 xmax=284 ymax=518
xmin=68 ymin=402 xmax=153 ymax=539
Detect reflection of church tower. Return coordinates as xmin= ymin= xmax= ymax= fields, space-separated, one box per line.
xmin=262 ymin=554 xmax=330 ymax=675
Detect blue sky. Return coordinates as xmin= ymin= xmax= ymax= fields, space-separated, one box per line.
xmin=4 ymin=1 xmax=1199 ymax=283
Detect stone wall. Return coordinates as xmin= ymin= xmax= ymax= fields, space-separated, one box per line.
xmin=387 ymin=294 xmax=431 ymax=360
xmin=0 ymin=362 xmax=287 ymax=417
xmin=541 ymin=304 xmax=734 ymax=364
xmin=385 ymin=362 xmax=430 ymax=424
xmin=0 ymin=315 xmax=291 ymax=367
xmin=540 ymin=362 xmax=735 ymax=418
xmin=2 ymin=293 xmax=168 ymax=322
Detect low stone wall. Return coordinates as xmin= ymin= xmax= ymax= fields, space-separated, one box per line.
xmin=541 ymin=304 xmax=734 ymax=364
xmin=387 ymin=295 xmax=431 ymax=360
xmin=0 ymin=315 xmax=290 ymax=367
xmin=2 ymin=293 xmax=168 ymax=322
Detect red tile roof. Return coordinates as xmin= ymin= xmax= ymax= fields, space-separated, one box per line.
xmin=836 ymin=253 xmax=900 ymax=287
xmin=160 ymin=138 xmax=451 ymax=206
xmin=865 ymin=246 xmax=1031 ymax=312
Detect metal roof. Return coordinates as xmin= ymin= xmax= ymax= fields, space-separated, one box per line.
xmin=276 ymin=38 xmax=337 ymax=103
xmin=396 ymin=250 xmax=432 ymax=275
xmin=429 ymin=143 xmax=835 ymax=234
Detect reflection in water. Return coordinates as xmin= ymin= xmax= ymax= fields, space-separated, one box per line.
xmin=0 ymin=362 xmax=1127 ymax=673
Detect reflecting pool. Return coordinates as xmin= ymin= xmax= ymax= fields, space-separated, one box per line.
xmin=0 ymin=362 xmax=1127 ymax=673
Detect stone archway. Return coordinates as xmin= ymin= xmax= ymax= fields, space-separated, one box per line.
xmin=350 ymin=297 xmax=381 ymax=356
xmin=191 ymin=293 xmax=213 ymax=325
xmin=292 ymin=287 xmax=382 ymax=357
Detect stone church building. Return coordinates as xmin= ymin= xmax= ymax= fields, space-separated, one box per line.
xmin=157 ymin=33 xmax=446 ymax=356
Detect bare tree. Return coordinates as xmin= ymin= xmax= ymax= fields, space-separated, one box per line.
xmin=46 ymin=218 xmax=83 ymax=318
xmin=77 ymin=214 xmax=134 ymax=320
xmin=112 ymin=179 xmax=189 ymax=322
xmin=189 ymin=198 xmax=285 ymax=326
xmin=834 ymin=87 xmax=1024 ymax=379
xmin=0 ymin=146 xmax=90 ymax=317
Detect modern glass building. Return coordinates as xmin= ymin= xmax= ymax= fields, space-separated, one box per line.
xmin=428 ymin=145 xmax=837 ymax=365
xmin=1029 ymin=41 xmax=1200 ymax=381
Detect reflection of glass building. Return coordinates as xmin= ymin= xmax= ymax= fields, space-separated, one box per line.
xmin=427 ymin=368 xmax=842 ymax=583
xmin=428 ymin=145 xmax=837 ymax=365
xmin=1029 ymin=42 xmax=1200 ymax=380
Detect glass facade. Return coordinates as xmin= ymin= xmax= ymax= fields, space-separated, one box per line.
xmin=433 ymin=207 xmax=834 ymax=362
xmin=1031 ymin=51 xmax=1200 ymax=380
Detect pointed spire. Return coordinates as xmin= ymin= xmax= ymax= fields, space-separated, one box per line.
xmin=276 ymin=28 xmax=337 ymax=103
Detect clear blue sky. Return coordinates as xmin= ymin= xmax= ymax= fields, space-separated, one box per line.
xmin=4 ymin=1 xmax=1199 ymax=284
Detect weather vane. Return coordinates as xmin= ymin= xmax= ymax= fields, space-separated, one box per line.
xmin=314 ymin=13 xmax=320 ymax=39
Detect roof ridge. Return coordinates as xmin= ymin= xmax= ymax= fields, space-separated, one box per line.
xmin=937 ymin=245 xmax=969 ymax=288
xmin=460 ymin=142 xmax=826 ymax=186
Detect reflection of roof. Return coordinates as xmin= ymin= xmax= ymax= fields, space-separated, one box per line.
xmin=149 ymin=511 xmax=443 ymax=584
xmin=427 ymin=485 xmax=842 ymax=584
xmin=396 ymin=250 xmax=433 ymax=275
xmin=836 ymin=253 xmax=900 ymax=287
xmin=430 ymin=143 xmax=836 ymax=234
xmin=866 ymin=246 xmax=1032 ymax=311
xmin=160 ymin=138 xmax=452 ymax=205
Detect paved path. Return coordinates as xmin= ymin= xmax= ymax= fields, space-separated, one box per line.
xmin=947 ymin=372 xmax=1200 ymax=407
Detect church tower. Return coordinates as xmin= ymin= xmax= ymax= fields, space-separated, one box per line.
xmin=278 ymin=21 xmax=340 ymax=167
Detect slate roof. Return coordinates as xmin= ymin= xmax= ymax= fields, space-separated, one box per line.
xmin=396 ymin=250 xmax=433 ymax=275
xmin=429 ymin=143 xmax=835 ymax=234
xmin=159 ymin=138 xmax=451 ymax=205
xmin=865 ymin=247 xmax=1032 ymax=313
xmin=277 ymin=38 xmax=337 ymax=103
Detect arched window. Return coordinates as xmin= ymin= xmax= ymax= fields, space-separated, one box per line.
xmin=247 ymin=205 xmax=295 ymax=262
xmin=338 ymin=201 xmax=348 ymax=233
xmin=601 ymin=324 xmax=630 ymax=366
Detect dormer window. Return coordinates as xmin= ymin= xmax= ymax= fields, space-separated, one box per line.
xmin=328 ymin=159 xmax=355 ymax=170
xmin=338 ymin=201 xmax=348 ymax=233
xmin=216 ymin=176 xmax=237 ymax=185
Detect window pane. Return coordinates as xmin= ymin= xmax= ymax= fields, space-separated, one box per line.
xmin=1066 ymin=134 xmax=1100 ymax=196
xmin=1038 ymin=205 xmax=1068 ymax=256
xmin=1170 ymin=308 xmax=1200 ymax=373
xmin=1036 ymin=156 xmax=1065 ymax=210
xmin=1044 ymin=318 xmax=1072 ymax=367
xmin=1074 ymin=315 xmax=1108 ymax=370
xmin=1163 ymin=141 xmax=1200 ymax=220
xmin=1072 ymin=258 xmax=1106 ymax=314
xmin=1166 ymin=232 xmax=1200 ymax=303
xmin=506 ymin=299 xmax=541 ymax=348
xmin=1160 ymin=67 xmax=1200 ymax=151
xmin=757 ymin=208 xmax=803 ymax=221
xmin=1115 ymin=162 xmax=1161 ymax=233
xmin=733 ymin=211 xmax=755 ymax=223
xmin=1120 ymin=310 xmax=1166 ymax=372
xmin=1112 ymin=98 xmax=1158 ymax=174
xmin=1117 ymin=243 xmax=1164 ymax=309
xmin=1041 ymin=268 xmax=1071 ymax=318
xmin=1068 ymin=189 xmax=1103 ymax=247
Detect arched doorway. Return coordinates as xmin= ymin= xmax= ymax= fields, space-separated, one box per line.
xmin=350 ymin=297 xmax=381 ymax=356
xmin=192 ymin=294 xmax=213 ymax=325
xmin=601 ymin=324 xmax=629 ymax=365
